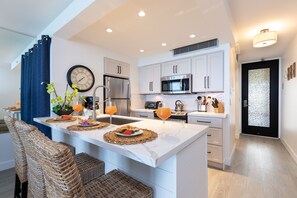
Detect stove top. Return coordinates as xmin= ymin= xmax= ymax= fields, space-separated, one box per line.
xmin=171 ymin=111 xmax=187 ymax=116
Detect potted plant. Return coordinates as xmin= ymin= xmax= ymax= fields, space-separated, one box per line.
xmin=42 ymin=82 xmax=79 ymax=116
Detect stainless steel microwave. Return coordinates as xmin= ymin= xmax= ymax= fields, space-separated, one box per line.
xmin=161 ymin=74 xmax=192 ymax=94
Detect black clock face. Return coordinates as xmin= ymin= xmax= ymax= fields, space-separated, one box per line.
xmin=67 ymin=65 xmax=95 ymax=92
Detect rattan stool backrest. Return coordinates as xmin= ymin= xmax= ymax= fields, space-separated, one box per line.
xmin=3 ymin=116 xmax=28 ymax=183
xmin=15 ymin=120 xmax=46 ymax=198
xmin=29 ymin=129 xmax=86 ymax=198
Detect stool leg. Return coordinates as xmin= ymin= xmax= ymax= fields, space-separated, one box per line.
xmin=21 ymin=181 xmax=28 ymax=198
xmin=14 ymin=174 xmax=21 ymax=198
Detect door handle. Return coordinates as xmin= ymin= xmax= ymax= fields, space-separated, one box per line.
xmin=119 ymin=66 xmax=121 ymax=74
xmin=197 ymin=120 xmax=211 ymax=123
xmin=207 ymin=76 xmax=210 ymax=88
xmin=207 ymin=134 xmax=212 ymax=137
xmin=175 ymin=65 xmax=178 ymax=74
xmin=151 ymin=82 xmax=153 ymax=91
xmin=243 ymin=100 xmax=249 ymax=107
xmin=172 ymin=66 xmax=175 ymax=74
xmin=117 ymin=66 xmax=120 ymax=74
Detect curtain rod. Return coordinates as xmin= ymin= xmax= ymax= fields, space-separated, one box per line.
xmin=0 ymin=26 xmax=35 ymax=38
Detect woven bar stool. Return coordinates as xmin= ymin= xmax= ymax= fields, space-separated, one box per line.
xmin=4 ymin=116 xmax=29 ymax=198
xmin=29 ymin=129 xmax=153 ymax=198
xmin=14 ymin=120 xmax=106 ymax=197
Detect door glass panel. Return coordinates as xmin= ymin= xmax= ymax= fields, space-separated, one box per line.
xmin=248 ymin=68 xmax=270 ymax=127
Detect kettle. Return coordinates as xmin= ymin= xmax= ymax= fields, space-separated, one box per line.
xmin=175 ymin=100 xmax=184 ymax=111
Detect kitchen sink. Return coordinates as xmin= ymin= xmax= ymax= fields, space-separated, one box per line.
xmin=96 ymin=117 xmax=140 ymax=125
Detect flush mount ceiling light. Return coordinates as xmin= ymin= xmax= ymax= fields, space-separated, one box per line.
xmin=138 ymin=10 xmax=146 ymax=17
xmin=189 ymin=34 xmax=196 ymax=38
xmin=161 ymin=43 xmax=167 ymax=46
xmin=139 ymin=49 xmax=144 ymax=52
xmin=253 ymin=29 xmax=277 ymax=48
xmin=106 ymin=28 xmax=112 ymax=33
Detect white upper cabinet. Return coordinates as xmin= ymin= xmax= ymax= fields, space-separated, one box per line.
xmin=139 ymin=64 xmax=161 ymax=94
xmin=161 ymin=58 xmax=191 ymax=77
xmin=104 ymin=57 xmax=130 ymax=78
xmin=192 ymin=51 xmax=224 ymax=92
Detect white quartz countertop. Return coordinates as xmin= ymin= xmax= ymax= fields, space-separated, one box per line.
xmin=187 ymin=111 xmax=228 ymax=118
xmin=34 ymin=115 xmax=208 ymax=168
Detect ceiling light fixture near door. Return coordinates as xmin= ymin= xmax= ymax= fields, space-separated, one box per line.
xmin=106 ymin=28 xmax=113 ymax=33
xmin=161 ymin=43 xmax=167 ymax=46
xmin=138 ymin=10 xmax=146 ymax=17
xmin=253 ymin=29 xmax=277 ymax=48
xmin=140 ymin=49 xmax=144 ymax=52
xmin=189 ymin=34 xmax=196 ymax=38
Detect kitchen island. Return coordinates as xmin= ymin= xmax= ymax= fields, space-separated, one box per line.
xmin=34 ymin=115 xmax=208 ymax=198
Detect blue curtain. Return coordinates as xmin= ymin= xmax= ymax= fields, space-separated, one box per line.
xmin=21 ymin=35 xmax=51 ymax=138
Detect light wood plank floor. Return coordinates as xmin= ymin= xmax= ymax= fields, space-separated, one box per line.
xmin=1 ymin=135 xmax=297 ymax=198
xmin=209 ymin=135 xmax=297 ymax=198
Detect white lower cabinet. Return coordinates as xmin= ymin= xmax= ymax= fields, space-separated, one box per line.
xmin=207 ymin=144 xmax=223 ymax=163
xmin=188 ymin=115 xmax=224 ymax=169
xmin=130 ymin=111 xmax=154 ymax=119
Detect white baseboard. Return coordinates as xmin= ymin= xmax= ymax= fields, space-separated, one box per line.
xmin=281 ymin=137 xmax=297 ymax=165
xmin=0 ymin=159 xmax=15 ymax=171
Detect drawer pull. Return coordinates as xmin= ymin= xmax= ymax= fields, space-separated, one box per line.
xmin=207 ymin=151 xmax=211 ymax=154
xmin=139 ymin=115 xmax=148 ymax=118
xmin=197 ymin=120 xmax=211 ymax=123
xmin=207 ymin=134 xmax=212 ymax=137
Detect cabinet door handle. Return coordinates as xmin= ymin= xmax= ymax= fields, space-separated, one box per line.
xmin=119 ymin=66 xmax=122 ymax=74
xmin=151 ymin=82 xmax=154 ymax=91
xmin=139 ymin=115 xmax=148 ymax=118
xmin=207 ymin=151 xmax=212 ymax=154
xmin=204 ymin=76 xmax=206 ymax=88
xmin=172 ymin=65 xmax=175 ymax=74
xmin=207 ymin=134 xmax=212 ymax=137
xmin=207 ymin=76 xmax=210 ymax=88
xmin=175 ymin=65 xmax=178 ymax=74
xmin=117 ymin=66 xmax=120 ymax=74
xmin=197 ymin=120 xmax=211 ymax=123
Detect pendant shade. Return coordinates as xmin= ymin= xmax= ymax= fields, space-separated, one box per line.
xmin=253 ymin=29 xmax=277 ymax=48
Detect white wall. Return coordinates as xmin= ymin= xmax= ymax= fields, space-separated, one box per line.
xmin=50 ymin=36 xmax=145 ymax=113
xmin=280 ymin=33 xmax=297 ymax=163
xmin=0 ymin=66 xmax=21 ymax=119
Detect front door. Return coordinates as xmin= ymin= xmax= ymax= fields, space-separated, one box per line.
xmin=242 ymin=59 xmax=279 ymax=138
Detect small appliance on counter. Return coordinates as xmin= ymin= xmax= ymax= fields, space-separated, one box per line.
xmin=175 ymin=100 xmax=184 ymax=111
xmin=145 ymin=101 xmax=161 ymax=109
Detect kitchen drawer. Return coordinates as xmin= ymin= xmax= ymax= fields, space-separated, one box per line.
xmin=207 ymin=128 xmax=223 ymax=146
xmin=207 ymin=144 xmax=223 ymax=163
xmin=188 ymin=116 xmax=223 ymax=128
xmin=130 ymin=112 xmax=154 ymax=119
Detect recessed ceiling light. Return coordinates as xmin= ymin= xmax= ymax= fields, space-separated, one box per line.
xmin=106 ymin=28 xmax=112 ymax=33
xmin=161 ymin=43 xmax=167 ymax=46
xmin=138 ymin=10 xmax=146 ymax=17
xmin=140 ymin=49 xmax=144 ymax=52
xmin=189 ymin=34 xmax=196 ymax=38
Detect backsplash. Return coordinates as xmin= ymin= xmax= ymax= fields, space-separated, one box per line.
xmin=145 ymin=93 xmax=225 ymax=112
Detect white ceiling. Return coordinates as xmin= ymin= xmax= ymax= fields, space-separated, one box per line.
xmin=1 ymin=0 xmax=297 ymax=66
xmin=0 ymin=0 xmax=73 ymax=67
xmin=72 ymin=0 xmax=235 ymax=59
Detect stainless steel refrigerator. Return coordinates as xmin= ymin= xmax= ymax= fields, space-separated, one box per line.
xmin=104 ymin=75 xmax=130 ymax=116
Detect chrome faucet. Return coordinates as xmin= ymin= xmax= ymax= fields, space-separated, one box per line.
xmin=92 ymin=85 xmax=110 ymax=120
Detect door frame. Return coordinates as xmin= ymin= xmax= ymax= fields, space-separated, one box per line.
xmin=238 ymin=57 xmax=282 ymax=138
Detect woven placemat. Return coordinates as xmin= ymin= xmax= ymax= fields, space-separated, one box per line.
xmin=67 ymin=122 xmax=109 ymax=131
xmin=46 ymin=117 xmax=79 ymax=123
xmin=103 ymin=126 xmax=158 ymax=145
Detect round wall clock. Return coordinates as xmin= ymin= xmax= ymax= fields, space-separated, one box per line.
xmin=66 ymin=65 xmax=95 ymax=92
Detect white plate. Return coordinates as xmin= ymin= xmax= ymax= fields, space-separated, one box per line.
xmin=115 ymin=130 xmax=143 ymax=137
xmin=79 ymin=122 xmax=100 ymax=127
